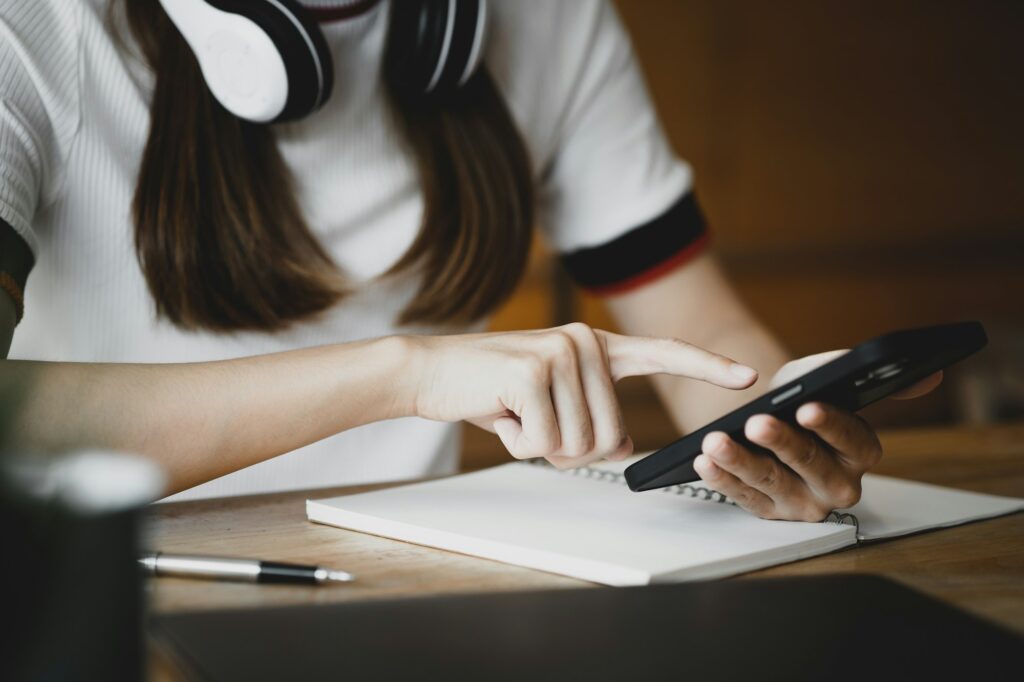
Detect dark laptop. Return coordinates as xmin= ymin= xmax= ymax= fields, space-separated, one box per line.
xmin=153 ymin=575 xmax=1023 ymax=681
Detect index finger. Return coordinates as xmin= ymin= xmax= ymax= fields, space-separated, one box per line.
xmin=598 ymin=331 xmax=758 ymax=389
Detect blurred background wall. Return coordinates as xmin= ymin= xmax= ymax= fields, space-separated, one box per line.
xmin=464 ymin=0 xmax=1024 ymax=469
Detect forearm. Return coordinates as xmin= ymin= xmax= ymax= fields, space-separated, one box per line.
xmin=1 ymin=337 xmax=415 ymax=494
xmin=606 ymin=253 xmax=792 ymax=432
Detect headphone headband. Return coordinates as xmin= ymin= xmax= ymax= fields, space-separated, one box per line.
xmin=158 ymin=0 xmax=488 ymax=123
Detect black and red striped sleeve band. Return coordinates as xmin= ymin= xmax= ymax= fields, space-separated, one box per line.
xmin=0 ymin=216 xmax=33 ymax=289
xmin=0 ymin=216 xmax=34 ymax=323
xmin=560 ymin=192 xmax=709 ymax=296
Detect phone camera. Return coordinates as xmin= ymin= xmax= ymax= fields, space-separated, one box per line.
xmin=854 ymin=359 xmax=908 ymax=388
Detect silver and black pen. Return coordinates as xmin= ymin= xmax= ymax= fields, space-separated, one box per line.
xmin=139 ymin=551 xmax=354 ymax=585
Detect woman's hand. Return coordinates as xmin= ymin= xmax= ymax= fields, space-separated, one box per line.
xmin=692 ymin=351 xmax=944 ymax=521
xmin=406 ymin=323 xmax=758 ymax=469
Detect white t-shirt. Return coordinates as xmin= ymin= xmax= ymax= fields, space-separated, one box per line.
xmin=0 ymin=0 xmax=698 ymax=500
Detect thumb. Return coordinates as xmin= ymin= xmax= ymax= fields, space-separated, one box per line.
xmin=891 ymin=370 xmax=943 ymax=400
xmin=600 ymin=331 xmax=757 ymax=389
xmin=770 ymin=350 xmax=849 ymax=389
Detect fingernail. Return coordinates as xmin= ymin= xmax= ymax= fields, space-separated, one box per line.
xmin=730 ymin=364 xmax=757 ymax=381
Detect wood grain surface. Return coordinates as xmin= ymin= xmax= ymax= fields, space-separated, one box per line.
xmin=146 ymin=423 xmax=1024 ymax=636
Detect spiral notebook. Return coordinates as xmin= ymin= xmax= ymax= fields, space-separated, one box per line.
xmin=306 ymin=457 xmax=1024 ymax=586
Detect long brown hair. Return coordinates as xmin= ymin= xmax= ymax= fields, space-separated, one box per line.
xmin=119 ymin=0 xmax=533 ymax=331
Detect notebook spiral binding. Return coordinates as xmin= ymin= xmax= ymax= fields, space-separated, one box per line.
xmin=526 ymin=459 xmax=861 ymax=529
xmin=526 ymin=459 xmax=733 ymax=505
xmin=823 ymin=511 xmax=860 ymax=533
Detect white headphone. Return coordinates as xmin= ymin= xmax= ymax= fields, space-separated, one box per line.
xmin=158 ymin=0 xmax=488 ymax=123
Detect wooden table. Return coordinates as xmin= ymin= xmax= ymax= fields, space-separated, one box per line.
xmin=146 ymin=423 xmax=1024 ymax=638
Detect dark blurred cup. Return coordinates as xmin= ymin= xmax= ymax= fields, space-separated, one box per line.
xmin=0 ymin=451 xmax=164 ymax=681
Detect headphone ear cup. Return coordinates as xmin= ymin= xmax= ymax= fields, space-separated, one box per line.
xmin=386 ymin=0 xmax=486 ymax=99
xmin=206 ymin=0 xmax=334 ymax=121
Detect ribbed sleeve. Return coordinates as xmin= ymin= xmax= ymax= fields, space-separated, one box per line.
xmin=0 ymin=0 xmax=81 ymax=256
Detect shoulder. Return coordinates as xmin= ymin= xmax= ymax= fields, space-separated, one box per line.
xmin=487 ymin=0 xmax=619 ymax=64
xmin=0 ymin=0 xmax=83 ymax=102
xmin=0 ymin=0 xmax=87 ymax=245
xmin=0 ymin=0 xmax=84 ymax=39
xmin=486 ymin=0 xmax=630 ymax=169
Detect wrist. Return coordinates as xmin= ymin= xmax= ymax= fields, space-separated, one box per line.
xmin=371 ymin=334 xmax=428 ymax=420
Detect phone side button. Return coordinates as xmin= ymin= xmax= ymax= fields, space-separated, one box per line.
xmin=771 ymin=384 xmax=804 ymax=405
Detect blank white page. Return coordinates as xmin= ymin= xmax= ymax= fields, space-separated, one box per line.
xmin=848 ymin=474 xmax=1024 ymax=540
xmin=307 ymin=463 xmax=854 ymax=586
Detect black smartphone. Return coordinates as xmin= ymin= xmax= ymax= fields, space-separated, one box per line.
xmin=624 ymin=321 xmax=987 ymax=492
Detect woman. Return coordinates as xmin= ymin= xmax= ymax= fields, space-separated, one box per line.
xmin=0 ymin=0 xmax=937 ymax=517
